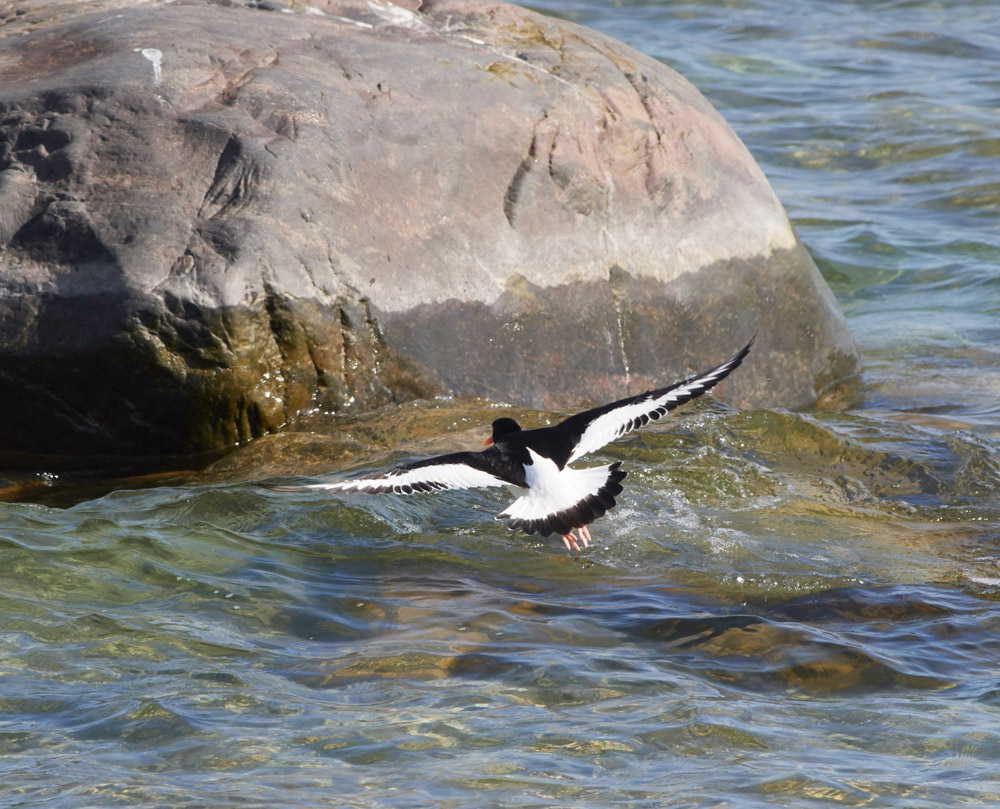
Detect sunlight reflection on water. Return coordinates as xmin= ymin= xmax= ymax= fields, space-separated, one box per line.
xmin=2 ymin=0 xmax=1000 ymax=805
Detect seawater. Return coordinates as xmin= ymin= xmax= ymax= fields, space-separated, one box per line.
xmin=2 ymin=1 xmax=999 ymax=806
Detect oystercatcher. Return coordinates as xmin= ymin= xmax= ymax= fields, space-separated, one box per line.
xmin=268 ymin=339 xmax=753 ymax=551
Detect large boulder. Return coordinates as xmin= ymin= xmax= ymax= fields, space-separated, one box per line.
xmin=0 ymin=0 xmax=858 ymax=460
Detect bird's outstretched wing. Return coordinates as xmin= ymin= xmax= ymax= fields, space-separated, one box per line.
xmin=560 ymin=338 xmax=754 ymax=465
xmin=263 ymin=451 xmax=512 ymax=495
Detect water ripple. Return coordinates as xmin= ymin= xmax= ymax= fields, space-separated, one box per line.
xmin=3 ymin=0 xmax=1000 ymax=806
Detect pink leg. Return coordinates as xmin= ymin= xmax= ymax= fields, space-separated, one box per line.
xmin=561 ymin=531 xmax=582 ymax=552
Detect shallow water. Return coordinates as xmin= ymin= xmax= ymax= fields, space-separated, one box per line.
xmin=3 ymin=0 xmax=1000 ymax=806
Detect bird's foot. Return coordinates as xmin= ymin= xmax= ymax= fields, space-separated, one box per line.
xmin=561 ymin=532 xmax=581 ymax=552
xmin=560 ymin=526 xmax=591 ymax=552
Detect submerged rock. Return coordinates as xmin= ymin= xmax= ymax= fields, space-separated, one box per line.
xmin=0 ymin=0 xmax=858 ymax=461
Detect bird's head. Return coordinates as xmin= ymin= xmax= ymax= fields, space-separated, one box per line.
xmin=482 ymin=417 xmax=522 ymax=446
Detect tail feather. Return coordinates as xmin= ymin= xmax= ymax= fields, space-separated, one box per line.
xmin=500 ymin=462 xmax=627 ymax=537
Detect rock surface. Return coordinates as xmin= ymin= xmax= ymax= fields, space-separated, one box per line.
xmin=0 ymin=0 xmax=858 ymax=460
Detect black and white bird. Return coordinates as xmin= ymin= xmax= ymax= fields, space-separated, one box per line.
xmin=268 ymin=339 xmax=753 ymax=551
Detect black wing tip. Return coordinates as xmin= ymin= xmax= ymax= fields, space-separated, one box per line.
xmin=694 ymin=334 xmax=756 ymax=390
xmin=713 ymin=335 xmax=755 ymax=376
xmin=733 ymin=333 xmax=756 ymax=364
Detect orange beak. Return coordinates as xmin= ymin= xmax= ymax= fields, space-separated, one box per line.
xmin=482 ymin=436 xmax=494 ymax=446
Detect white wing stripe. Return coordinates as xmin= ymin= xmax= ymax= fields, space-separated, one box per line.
xmin=274 ymin=462 xmax=508 ymax=494
xmin=566 ymin=349 xmax=746 ymax=464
